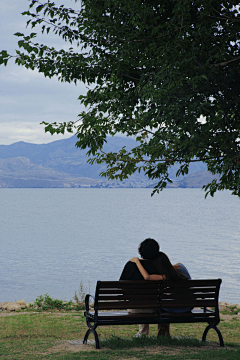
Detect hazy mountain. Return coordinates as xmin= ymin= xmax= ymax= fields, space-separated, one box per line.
xmin=0 ymin=157 xmax=99 ymax=188
xmin=0 ymin=136 xmax=144 ymax=180
xmin=0 ymin=136 xmax=210 ymax=188
xmin=167 ymin=170 xmax=220 ymax=189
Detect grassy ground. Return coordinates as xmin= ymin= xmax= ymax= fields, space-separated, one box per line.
xmin=0 ymin=310 xmax=240 ymax=359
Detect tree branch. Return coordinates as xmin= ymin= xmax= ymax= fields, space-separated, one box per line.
xmin=93 ymin=138 xmax=224 ymax=164
xmin=213 ymin=57 xmax=240 ymax=68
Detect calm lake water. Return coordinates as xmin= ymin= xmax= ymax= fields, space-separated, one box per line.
xmin=0 ymin=188 xmax=239 ymax=304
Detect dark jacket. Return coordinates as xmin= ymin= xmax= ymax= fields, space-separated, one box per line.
xmin=119 ymin=260 xmax=159 ymax=280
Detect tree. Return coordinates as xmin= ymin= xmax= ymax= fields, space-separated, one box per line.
xmin=1 ymin=0 xmax=240 ymax=196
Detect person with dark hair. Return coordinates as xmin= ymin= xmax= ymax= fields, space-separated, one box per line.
xmin=119 ymin=238 xmax=161 ymax=337
xmin=138 ymin=238 xmax=160 ymax=260
xmin=119 ymin=238 xmax=160 ymax=281
xmin=130 ymin=252 xmax=192 ymax=337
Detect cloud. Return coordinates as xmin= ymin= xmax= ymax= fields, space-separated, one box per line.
xmin=0 ymin=121 xmax=73 ymax=145
xmin=0 ymin=62 xmax=86 ymax=141
xmin=0 ymin=0 xmax=86 ymax=145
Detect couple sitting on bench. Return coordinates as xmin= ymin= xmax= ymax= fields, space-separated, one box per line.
xmin=119 ymin=238 xmax=192 ymax=337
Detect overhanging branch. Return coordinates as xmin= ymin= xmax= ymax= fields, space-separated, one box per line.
xmin=93 ymin=139 xmax=225 ymax=164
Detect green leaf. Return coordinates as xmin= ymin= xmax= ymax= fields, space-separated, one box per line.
xmin=14 ymin=32 xmax=24 ymax=37
xmin=36 ymin=5 xmax=45 ymax=13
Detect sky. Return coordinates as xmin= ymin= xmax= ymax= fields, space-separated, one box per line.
xmin=0 ymin=0 xmax=87 ymax=145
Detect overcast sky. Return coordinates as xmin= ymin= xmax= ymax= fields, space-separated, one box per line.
xmin=0 ymin=0 xmax=87 ymax=145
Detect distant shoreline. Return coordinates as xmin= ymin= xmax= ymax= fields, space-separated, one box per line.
xmin=1 ymin=300 xmax=240 ymax=307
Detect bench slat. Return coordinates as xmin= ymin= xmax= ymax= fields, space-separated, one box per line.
xmin=99 ymin=281 xmax=160 ymax=289
xmin=99 ymin=289 xmax=159 ymax=295
xmin=161 ymin=292 xmax=217 ymax=299
xmin=98 ymin=294 xmax=158 ymax=301
xmin=99 ymin=279 xmax=220 ymax=287
xmin=161 ymin=279 xmax=220 ymax=288
xmin=161 ymin=299 xmax=216 ymax=307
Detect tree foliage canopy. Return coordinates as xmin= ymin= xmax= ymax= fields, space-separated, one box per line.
xmin=1 ymin=0 xmax=240 ymax=196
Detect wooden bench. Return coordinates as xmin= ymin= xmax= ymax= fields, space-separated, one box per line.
xmin=83 ymin=279 xmax=224 ymax=349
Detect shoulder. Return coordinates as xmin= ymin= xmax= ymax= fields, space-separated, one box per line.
xmin=176 ymin=263 xmax=191 ymax=279
xmin=119 ymin=261 xmax=136 ymax=280
xmin=122 ymin=261 xmax=135 ymax=269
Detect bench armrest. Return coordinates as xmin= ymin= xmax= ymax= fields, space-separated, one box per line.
xmin=85 ymin=294 xmax=95 ymax=312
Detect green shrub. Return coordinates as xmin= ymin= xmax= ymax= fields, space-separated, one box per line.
xmin=35 ymin=294 xmax=73 ymax=310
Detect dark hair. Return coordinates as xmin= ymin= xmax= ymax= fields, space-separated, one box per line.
xmin=152 ymin=252 xmax=181 ymax=281
xmin=138 ymin=238 xmax=160 ymax=260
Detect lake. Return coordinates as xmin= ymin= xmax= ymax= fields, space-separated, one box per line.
xmin=0 ymin=188 xmax=239 ymax=304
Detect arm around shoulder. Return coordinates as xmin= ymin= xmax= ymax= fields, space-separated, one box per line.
xmin=130 ymin=258 xmax=165 ymax=281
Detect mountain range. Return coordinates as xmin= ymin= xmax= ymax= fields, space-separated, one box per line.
xmin=0 ymin=136 xmax=218 ymax=188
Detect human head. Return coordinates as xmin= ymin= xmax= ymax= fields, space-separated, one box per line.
xmin=153 ymin=252 xmax=180 ymax=281
xmin=138 ymin=238 xmax=160 ymax=260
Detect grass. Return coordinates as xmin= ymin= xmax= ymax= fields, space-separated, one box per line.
xmin=0 ymin=310 xmax=240 ymax=359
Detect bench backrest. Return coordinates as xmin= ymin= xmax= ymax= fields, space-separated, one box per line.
xmin=94 ymin=279 xmax=222 ymax=313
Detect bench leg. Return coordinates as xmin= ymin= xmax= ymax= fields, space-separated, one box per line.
xmin=83 ymin=328 xmax=100 ymax=349
xmin=83 ymin=329 xmax=91 ymax=345
xmin=202 ymin=324 xmax=224 ymax=347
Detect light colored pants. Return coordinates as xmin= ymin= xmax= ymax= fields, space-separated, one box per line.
xmin=128 ymin=308 xmax=170 ymax=336
xmin=128 ymin=308 xmax=155 ymax=335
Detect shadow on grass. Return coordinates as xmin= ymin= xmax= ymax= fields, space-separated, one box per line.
xmin=97 ymin=336 xmax=240 ymax=360
xmin=100 ymin=335 xmax=203 ymax=349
